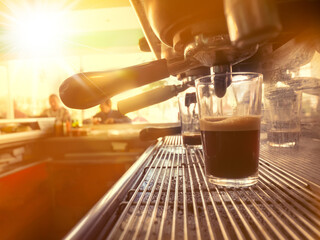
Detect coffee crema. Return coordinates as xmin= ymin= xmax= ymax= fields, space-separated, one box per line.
xmin=200 ymin=116 xmax=261 ymax=179
xmin=182 ymin=132 xmax=202 ymax=146
xmin=200 ymin=116 xmax=261 ymax=131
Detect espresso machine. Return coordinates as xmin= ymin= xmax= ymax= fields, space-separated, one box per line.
xmin=60 ymin=1 xmax=320 ymax=239
xmin=60 ymin=0 xmax=319 ymax=113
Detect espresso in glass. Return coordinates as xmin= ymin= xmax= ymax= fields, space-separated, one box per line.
xmin=200 ymin=116 xmax=261 ymax=187
xmin=182 ymin=132 xmax=202 ymax=146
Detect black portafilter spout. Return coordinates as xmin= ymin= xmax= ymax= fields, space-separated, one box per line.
xmin=59 ymin=59 xmax=170 ymax=109
xmin=211 ymin=64 xmax=232 ymax=98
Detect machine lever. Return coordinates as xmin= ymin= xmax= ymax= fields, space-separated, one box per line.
xmin=118 ymin=84 xmax=188 ymax=114
xmin=140 ymin=126 xmax=181 ymax=141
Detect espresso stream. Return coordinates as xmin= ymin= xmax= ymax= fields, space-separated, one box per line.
xmin=200 ymin=116 xmax=261 ymax=179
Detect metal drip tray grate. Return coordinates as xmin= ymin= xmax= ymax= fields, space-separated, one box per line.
xmin=82 ymin=136 xmax=320 ymax=240
xmin=103 ymin=136 xmax=320 ymax=240
xmin=102 ymin=137 xmax=320 ymax=239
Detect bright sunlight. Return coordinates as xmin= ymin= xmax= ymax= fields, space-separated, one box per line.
xmin=8 ymin=9 xmax=67 ymax=56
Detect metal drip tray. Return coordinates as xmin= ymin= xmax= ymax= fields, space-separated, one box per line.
xmin=65 ymin=136 xmax=320 ymax=240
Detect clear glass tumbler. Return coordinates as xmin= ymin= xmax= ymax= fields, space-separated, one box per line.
xmin=196 ymin=73 xmax=262 ymax=187
xmin=264 ymin=85 xmax=301 ymax=147
xmin=178 ymin=87 xmax=202 ymax=148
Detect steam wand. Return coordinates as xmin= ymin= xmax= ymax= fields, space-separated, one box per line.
xmin=118 ymin=80 xmax=192 ymax=114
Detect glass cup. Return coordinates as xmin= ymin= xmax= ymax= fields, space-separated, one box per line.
xmin=264 ymin=85 xmax=301 ymax=147
xmin=196 ymin=73 xmax=262 ymax=187
xmin=178 ymin=87 xmax=202 ymax=148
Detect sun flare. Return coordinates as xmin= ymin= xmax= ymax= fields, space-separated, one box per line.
xmin=0 ymin=0 xmax=78 ymax=57
xmin=12 ymin=11 xmax=65 ymax=54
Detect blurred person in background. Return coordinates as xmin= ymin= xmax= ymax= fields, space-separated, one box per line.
xmin=41 ymin=94 xmax=70 ymax=121
xmin=14 ymin=101 xmax=27 ymax=118
xmin=92 ymin=99 xmax=131 ymax=124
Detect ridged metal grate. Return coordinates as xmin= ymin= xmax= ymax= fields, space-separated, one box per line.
xmin=102 ymin=136 xmax=320 ymax=240
xmin=260 ymin=137 xmax=320 ymax=186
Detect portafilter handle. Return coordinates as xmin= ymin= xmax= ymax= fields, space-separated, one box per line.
xmin=59 ymin=59 xmax=170 ymax=109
